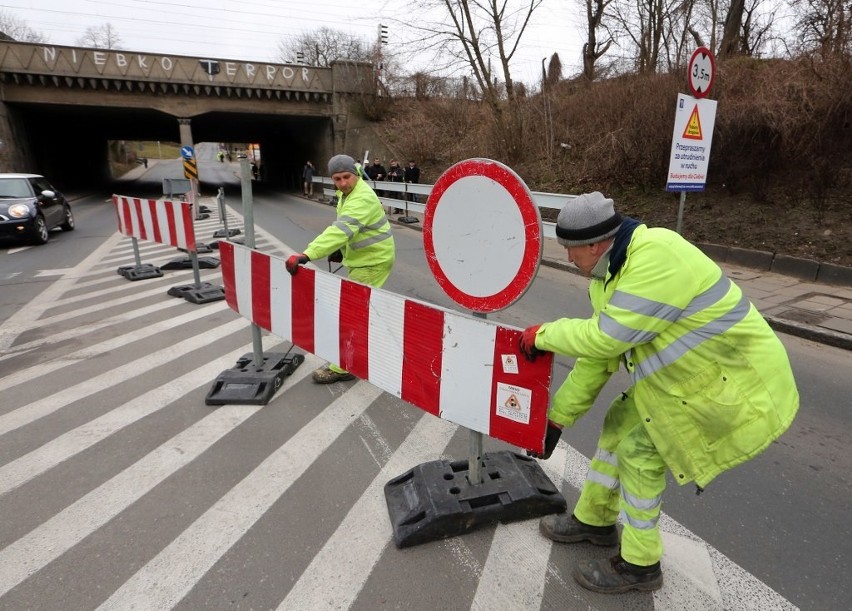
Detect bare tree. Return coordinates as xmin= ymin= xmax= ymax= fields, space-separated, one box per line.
xmin=0 ymin=10 xmax=47 ymax=43
xmin=398 ymin=0 xmax=543 ymax=158
xmin=276 ymin=27 xmax=372 ymax=67
xmin=610 ymin=0 xmax=682 ymax=73
xmin=582 ymin=0 xmax=614 ymax=81
xmin=789 ymin=0 xmax=852 ymax=57
xmin=77 ymin=23 xmax=122 ymax=49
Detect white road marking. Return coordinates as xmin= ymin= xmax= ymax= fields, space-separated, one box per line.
xmin=279 ymin=415 xmax=457 ymax=610
xmin=98 ymin=378 xmax=381 ymax=611
xmin=0 ymin=317 xmax=248 ymax=436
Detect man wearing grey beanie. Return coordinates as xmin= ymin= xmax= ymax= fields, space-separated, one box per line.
xmin=517 ymin=192 xmax=798 ymax=594
xmin=286 ymin=154 xmax=395 ymax=383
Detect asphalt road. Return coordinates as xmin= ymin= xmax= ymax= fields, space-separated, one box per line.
xmin=0 ymin=156 xmax=848 ymax=610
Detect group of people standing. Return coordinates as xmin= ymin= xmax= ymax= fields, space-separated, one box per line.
xmin=303 ymin=157 xmax=420 ymax=213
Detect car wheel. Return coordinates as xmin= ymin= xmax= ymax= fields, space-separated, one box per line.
xmin=32 ymin=214 xmax=49 ymax=244
xmin=60 ymin=205 xmax=76 ymax=231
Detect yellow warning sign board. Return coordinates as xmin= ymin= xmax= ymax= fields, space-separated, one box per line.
xmin=682 ymin=105 xmax=703 ymax=140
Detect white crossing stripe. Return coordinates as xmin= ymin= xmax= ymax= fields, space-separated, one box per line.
xmin=98 ymin=379 xmax=382 ymax=610
xmin=278 ymin=415 xmax=458 ymax=610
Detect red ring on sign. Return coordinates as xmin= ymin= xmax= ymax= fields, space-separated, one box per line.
xmin=688 ymin=47 xmax=715 ymax=99
xmin=423 ymin=158 xmax=542 ymax=313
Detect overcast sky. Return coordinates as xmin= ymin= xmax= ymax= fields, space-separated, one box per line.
xmin=1 ymin=0 xmax=586 ymax=86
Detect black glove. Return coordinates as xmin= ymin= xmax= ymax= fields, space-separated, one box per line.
xmin=285 ymin=253 xmax=309 ymax=275
xmin=327 ymin=249 xmax=343 ymax=263
xmin=527 ymin=422 xmax=562 ymax=459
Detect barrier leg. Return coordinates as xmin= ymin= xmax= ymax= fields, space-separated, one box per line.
xmin=205 ymin=158 xmax=304 ymax=405
xmin=117 ymin=236 xmax=163 ymax=281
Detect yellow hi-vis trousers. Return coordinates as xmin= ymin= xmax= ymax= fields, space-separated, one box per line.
xmin=328 ymin=263 xmax=393 ymax=375
xmin=573 ymin=390 xmax=666 ymax=566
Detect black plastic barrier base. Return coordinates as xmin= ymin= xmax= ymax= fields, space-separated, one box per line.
xmin=385 ymin=451 xmax=567 ymax=548
xmin=398 ymin=216 xmax=420 ymax=224
xmin=117 ymin=264 xmax=163 ymax=281
xmin=167 ymin=282 xmax=226 ymax=304
xmin=205 ymin=352 xmax=306 ymax=405
xmin=212 ymin=228 xmax=242 ymax=238
xmin=161 ymin=256 xmax=220 ymax=270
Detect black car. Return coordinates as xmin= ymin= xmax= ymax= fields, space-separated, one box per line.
xmin=0 ymin=173 xmax=75 ymax=244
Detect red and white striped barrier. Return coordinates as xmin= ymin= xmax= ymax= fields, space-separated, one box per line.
xmin=112 ymin=195 xmax=196 ymax=252
xmin=219 ymin=241 xmax=554 ymax=453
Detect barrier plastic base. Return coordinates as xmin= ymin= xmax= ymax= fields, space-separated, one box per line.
xmin=161 ymin=256 xmax=220 ymax=270
xmin=167 ymin=282 xmax=226 ymax=304
xmin=213 ymin=228 xmax=242 ymax=238
xmin=398 ymin=216 xmax=419 ymax=224
xmin=117 ymin=264 xmax=163 ymax=281
xmin=205 ymin=352 xmax=306 ymax=405
xmin=384 ymin=451 xmax=567 ymax=548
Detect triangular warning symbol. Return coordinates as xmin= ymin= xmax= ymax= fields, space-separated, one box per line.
xmin=682 ymin=105 xmax=703 ymax=140
xmin=505 ymin=394 xmax=520 ymax=409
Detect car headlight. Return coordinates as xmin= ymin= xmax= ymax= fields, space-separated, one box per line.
xmin=7 ymin=204 xmax=32 ymax=219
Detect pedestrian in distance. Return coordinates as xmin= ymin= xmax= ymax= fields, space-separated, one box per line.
xmin=285 ymin=154 xmax=396 ymax=384
xmin=403 ymin=159 xmax=420 ymax=205
xmin=517 ymin=191 xmax=799 ymax=594
xmin=302 ymin=161 xmax=315 ymax=196
xmin=386 ymin=159 xmax=404 ymax=214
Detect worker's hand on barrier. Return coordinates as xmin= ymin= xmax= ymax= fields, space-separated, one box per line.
xmin=286 ymin=253 xmax=309 ymax=275
xmin=527 ymin=421 xmax=563 ymax=459
xmin=327 ymin=249 xmax=343 ymax=263
xmin=519 ymin=324 xmax=547 ymax=362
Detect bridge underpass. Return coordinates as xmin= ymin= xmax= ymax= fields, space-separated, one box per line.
xmin=8 ymin=102 xmax=331 ymax=190
xmin=0 ymin=41 xmax=376 ymax=189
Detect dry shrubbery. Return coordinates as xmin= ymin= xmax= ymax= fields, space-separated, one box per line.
xmin=380 ymin=55 xmax=852 ymax=265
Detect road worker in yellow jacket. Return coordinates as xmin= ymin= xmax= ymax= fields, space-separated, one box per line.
xmin=286 ymin=154 xmax=395 ymax=383
xmin=518 ymin=191 xmax=798 ymax=594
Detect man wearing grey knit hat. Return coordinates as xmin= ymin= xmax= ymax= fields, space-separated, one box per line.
xmin=286 ymin=153 xmax=395 ymax=384
xmin=554 ymin=191 xmax=623 ymax=277
xmin=517 ymin=192 xmax=798 ymax=594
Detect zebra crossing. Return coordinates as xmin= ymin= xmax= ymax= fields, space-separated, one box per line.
xmin=0 ymin=205 xmax=798 ymax=609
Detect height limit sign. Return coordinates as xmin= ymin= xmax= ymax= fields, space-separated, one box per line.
xmin=667 ymin=47 xmax=717 ymax=192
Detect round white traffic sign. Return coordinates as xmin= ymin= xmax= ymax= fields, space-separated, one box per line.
xmin=423 ymin=158 xmax=542 ymax=313
xmin=688 ymin=47 xmax=715 ymax=98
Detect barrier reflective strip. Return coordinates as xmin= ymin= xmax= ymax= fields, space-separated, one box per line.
xmin=401 ymin=300 xmax=442 ymax=416
xmin=339 ymin=281 xmax=371 ymax=378
xmin=269 ymin=259 xmax=291 ymax=341
xmin=220 ymin=242 xmax=237 ymax=311
xmin=177 ymin=200 xmax=195 ymax=251
xmin=218 ymin=242 xmax=555 ymax=453
xmin=439 ymin=312 xmax=496 ymax=431
xmin=314 ymin=272 xmax=342 ymax=367
xmin=367 ymin=290 xmax=405 ymax=397
xmin=132 ymin=198 xmax=147 ymax=241
xmin=148 ymin=200 xmax=163 ymax=244
xmin=291 ymin=267 xmax=315 ymax=353
xmin=250 ymin=250 xmax=271 ymax=330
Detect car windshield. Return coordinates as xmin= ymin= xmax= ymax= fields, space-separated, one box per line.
xmin=0 ymin=178 xmax=33 ymax=198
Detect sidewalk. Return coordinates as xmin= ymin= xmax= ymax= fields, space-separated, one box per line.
xmin=378 ymin=206 xmax=852 ymax=351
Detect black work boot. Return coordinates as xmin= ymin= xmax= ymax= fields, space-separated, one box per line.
xmin=539 ymin=513 xmax=618 ymax=546
xmin=573 ymin=554 xmax=663 ymax=594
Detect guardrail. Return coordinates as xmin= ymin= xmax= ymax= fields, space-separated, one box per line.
xmin=313 ymin=177 xmax=575 ymax=239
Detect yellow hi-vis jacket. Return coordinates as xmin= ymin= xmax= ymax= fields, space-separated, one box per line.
xmin=303 ymin=175 xmax=395 ymax=270
xmin=536 ymin=224 xmax=799 ymax=488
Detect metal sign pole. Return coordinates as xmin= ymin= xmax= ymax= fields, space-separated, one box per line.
xmin=676 ymin=191 xmax=687 ymax=234
xmin=240 ymin=157 xmax=263 ymax=368
xmin=131 ymin=237 xmax=142 ymax=266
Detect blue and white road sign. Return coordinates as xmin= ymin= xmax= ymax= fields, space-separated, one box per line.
xmin=180 ymin=146 xmax=195 ymax=160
